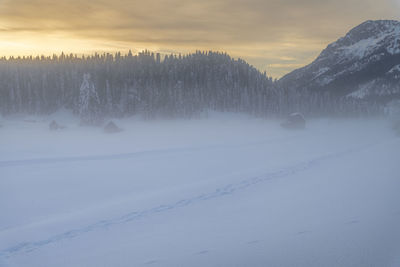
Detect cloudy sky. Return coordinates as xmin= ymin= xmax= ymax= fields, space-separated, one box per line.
xmin=0 ymin=0 xmax=399 ymax=77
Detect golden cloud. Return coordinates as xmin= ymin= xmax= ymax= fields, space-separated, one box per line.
xmin=0 ymin=0 xmax=399 ymax=77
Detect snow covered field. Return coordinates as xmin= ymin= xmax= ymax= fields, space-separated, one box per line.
xmin=1 ymin=113 xmax=400 ymax=267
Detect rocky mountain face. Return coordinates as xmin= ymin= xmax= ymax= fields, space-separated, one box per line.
xmin=279 ymin=20 xmax=400 ymax=102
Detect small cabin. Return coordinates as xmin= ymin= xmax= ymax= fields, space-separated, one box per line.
xmin=281 ymin=113 xmax=306 ymax=129
xmin=49 ymin=120 xmax=61 ymax=130
xmin=104 ymin=121 xmax=122 ymax=133
xmin=49 ymin=120 xmax=66 ymax=131
xmin=393 ymin=120 xmax=400 ymax=136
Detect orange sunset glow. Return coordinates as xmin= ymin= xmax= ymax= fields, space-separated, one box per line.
xmin=0 ymin=0 xmax=399 ymax=77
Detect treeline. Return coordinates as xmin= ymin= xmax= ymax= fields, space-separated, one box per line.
xmin=0 ymin=50 xmax=381 ymax=123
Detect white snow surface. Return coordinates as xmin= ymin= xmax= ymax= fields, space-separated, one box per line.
xmin=339 ymin=21 xmax=400 ymax=60
xmin=1 ymin=112 xmax=400 ymax=267
xmin=312 ymin=67 xmax=330 ymax=78
xmin=347 ymin=82 xmax=400 ymax=99
xmin=388 ymin=64 xmax=400 ymax=74
xmin=346 ymin=82 xmax=374 ymax=99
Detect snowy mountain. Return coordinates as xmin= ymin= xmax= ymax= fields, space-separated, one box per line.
xmin=279 ymin=20 xmax=400 ymax=101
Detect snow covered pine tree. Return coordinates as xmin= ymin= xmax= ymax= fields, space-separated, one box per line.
xmin=78 ymin=74 xmax=102 ymax=126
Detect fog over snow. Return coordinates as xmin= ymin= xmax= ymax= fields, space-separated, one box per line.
xmin=0 ymin=111 xmax=400 ymax=267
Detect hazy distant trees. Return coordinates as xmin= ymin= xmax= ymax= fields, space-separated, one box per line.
xmin=271 ymin=86 xmax=382 ymax=117
xmin=0 ymin=50 xmax=382 ymax=120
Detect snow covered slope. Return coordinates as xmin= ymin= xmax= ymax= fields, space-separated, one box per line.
xmin=279 ymin=20 xmax=400 ymax=100
xmin=0 ymin=114 xmax=400 ymax=266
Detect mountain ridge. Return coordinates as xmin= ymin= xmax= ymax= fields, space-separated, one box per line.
xmin=278 ymin=20 xmax=400 ymax=101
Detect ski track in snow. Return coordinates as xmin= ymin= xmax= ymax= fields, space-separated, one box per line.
xmin=0 ymin=139 xmax=391 ymax=260
xmin=0 ymin=127 xmax=334 ymax=169
xmin=0 ymin=133 xmax=304 ymax=168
